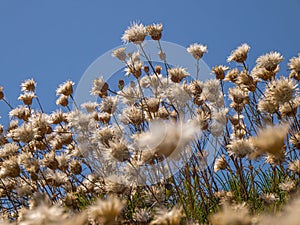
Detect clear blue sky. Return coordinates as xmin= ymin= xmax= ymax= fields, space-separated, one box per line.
xmin=0 ymin=0 xmax=300 ymax=118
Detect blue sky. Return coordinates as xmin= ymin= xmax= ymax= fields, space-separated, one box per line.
xmin=0 ymin=0 xmax=300 ymax=120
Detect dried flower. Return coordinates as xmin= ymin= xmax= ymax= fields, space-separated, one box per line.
xmin=145 ymin=98 xmax=160 ymax=113
xmin=289 ymin=159 xmax=300 ymax=174
xmin=112 ymin=47 xmax=127 ymax=61
xmin=69 ymin=159 xmax=82 ymax=175
xmin=100 ymin=96 xmax=118 ymax=114
xmin=21 ymin=78 xmax=36 ymax=92
xmin=119 ymin=105 xmax=144 ymax=125
xmin=224 ymin=68 xmax=239 ymax=83
xmin=56 ymin=153 xmax=70 ymax=171
xmin=264 ymin=76 xmax=297 ymax=105
xmin=256 ymin=51 xmax=283 ymax=71
xmin=251 ymin=124 xmax=288 ymax=158
xmin=56 ymin=95 xmax=69 ymax=107
xmin=0 ymin=156 xmax=20 ymax=178
xmin=91 ymin=76 xmax=107 ymax=96
xmin=136 ymin=119 xmax=198 ymax=158
xmin=30 ymin=113 xmax=52 ymax=140
xmin=124 ymin=52 xmax=143 ymax=78
xmin=279 ymin=178 xmax=296 ymax=192
xmin=212 ymin=108 xmax=228 ymax=125
xmin=88 ymin=197 xmax=124 ymax=225
xmin=98 ymin=112 xmax=111 ymax=124
xmin=209 ymin=203 xmax=251 ymax=225
xmin=214 ymin=191 xmax=235 ymax=204
xmin=290 ymin=132 xmax=300 ymax=149
xmin=8 ymin=123 xmax=34 ymax=143
xmin=227 ymin=43 xmax=250 ymax=63
xmin=43 ymin=151 xmax=59 ymax=170
xmin=196 ymin=109 xmax=210 ymax=130
xmin=151 ymin=206 xmax=184 ymax=225
xmin=44 ymin=169 xmax=68 ymax=187
xmin=261 ymin=193 xmax=279 ymax=204
xmin=212 ymin=65 xmax=229 ymax=80
xmin=227 ymin=139 xmax=253 ymax=158
xmin=81 ymin=101 xmax=98 ymax=113
xmin=228 ymin=87 xmax=249 ymax=104
xmin=279 ymin=100 xmax=298 ymax=117
xmin=147 ymin=23 xmax=163 ymax=40
xmin=165 ymin=83 xmax=191 ymax=107
xmin=122 ymin=22 xmax=147 ymax=44
xmin=251 ymin=66 xmax=276 ymax=81
xmin=288 ymin=53 xmax=300 ymax=80
xmin=158 ymin=107 xmax=169 ymax=119
xmin=134 ymin=208 xmax=151 ymax=224
xmin=187 ymin=43 xmax=207 ymax=60
xmin=202 ymin=79 xmax=221 ymax=103
xmin=9 ymin=105 xmax=31 ymax=120
xmin=18 ymin=92 xmax=36 ymax=105
xmin=103 ymin=176 xmax=129 ymax=194
xmin=260 ymin=195 xmax=300 ymax=225
xmin=189 ymin=80 xmax=204 ymax=96
xmin=109 ymin=139 xmax=130 ymax=162
xmin=49 ymin=109 xmax=67 ymax=124
xmin=236 ymin=70 xmax=254 ymax=86
xmin=257 ymin=99 xmax=279 ymax=114
xmin=265 ymin=149 xmax=285 ymax=165
xmin=56 ymin=80 xmax=75 ymax=96
xmin=214 ymin=155 xmax=228 ymax=172
xmin=19 ymin=203 xmax=67 ymax=225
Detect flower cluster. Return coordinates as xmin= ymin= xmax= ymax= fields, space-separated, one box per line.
xmin=0 ymin=22 xmax=300 ymax=225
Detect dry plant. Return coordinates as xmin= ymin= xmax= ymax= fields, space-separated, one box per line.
xmin=0 ymin=22 xmax=300 ymax=224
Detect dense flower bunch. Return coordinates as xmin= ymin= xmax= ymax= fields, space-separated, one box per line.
xmin=1 ymin=22 xmax=300 ymax=225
